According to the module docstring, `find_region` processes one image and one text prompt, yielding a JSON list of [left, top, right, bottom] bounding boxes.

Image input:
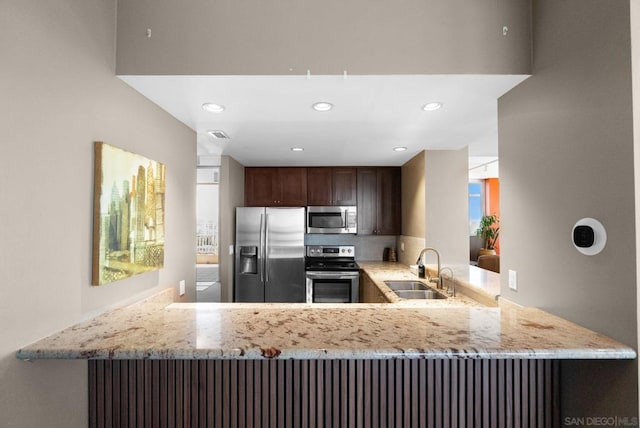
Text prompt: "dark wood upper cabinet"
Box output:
[[245, 167, 307, 207], [332, 168, 358, 206], [356, 168, 378, 235], [357, 167, 401, 235], [307, 167, 357, 206], [376, 167, 401, 235], [245, 167, 399, 234], [306, 168, 333, 205], [245, 168, 278, 207]]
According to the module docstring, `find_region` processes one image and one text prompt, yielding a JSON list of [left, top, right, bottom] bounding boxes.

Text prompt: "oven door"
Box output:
[[305, 271, 359, 303]]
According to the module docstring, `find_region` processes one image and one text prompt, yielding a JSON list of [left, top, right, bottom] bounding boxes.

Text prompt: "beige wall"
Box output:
[[399, 149, 469, 267], [397, 235, 427, 266], [424, 148, 469, 266], [219, 156, 245, 302], [499, 0, 637, 417], [116, 0, 531, 75], [632, 0, 640, 416], [0, 1, 196, 426], [401, 152, 426, 239]]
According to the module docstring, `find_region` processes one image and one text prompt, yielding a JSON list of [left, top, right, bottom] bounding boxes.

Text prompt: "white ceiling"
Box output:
[[120, 74, 528, 166], [469, 157, 499, 179]]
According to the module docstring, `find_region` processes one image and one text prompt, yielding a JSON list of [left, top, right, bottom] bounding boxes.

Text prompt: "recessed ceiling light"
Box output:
[[202, 103, 225, 113], [422, 102, 442, 111], [312, 102, 333, 112], [291, 147, 304, 152], [393, 147, 408, 152]]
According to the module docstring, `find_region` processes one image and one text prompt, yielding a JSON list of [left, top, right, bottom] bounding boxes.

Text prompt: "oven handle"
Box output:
[[306, 271, 359, 280]]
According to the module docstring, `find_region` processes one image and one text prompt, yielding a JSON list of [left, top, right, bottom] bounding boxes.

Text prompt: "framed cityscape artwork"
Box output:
[[92, 142, 166, 285]]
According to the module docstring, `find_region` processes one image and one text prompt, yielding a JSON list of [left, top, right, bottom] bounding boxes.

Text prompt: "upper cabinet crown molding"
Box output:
[[116, 0, 531, 75]]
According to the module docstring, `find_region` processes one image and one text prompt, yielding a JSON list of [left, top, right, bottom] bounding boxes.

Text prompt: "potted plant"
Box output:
[[476, 214, 500, 256]]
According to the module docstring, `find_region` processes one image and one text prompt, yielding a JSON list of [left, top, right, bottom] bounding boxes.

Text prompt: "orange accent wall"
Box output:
[[485, 178, 500, 254]]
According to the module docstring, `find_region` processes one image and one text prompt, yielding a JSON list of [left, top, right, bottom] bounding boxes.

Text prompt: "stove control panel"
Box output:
[[306, 245, 355, 258]]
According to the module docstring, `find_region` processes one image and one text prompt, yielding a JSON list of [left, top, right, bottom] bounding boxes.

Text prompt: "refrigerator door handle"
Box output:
[[265, 213, 270, 283], [259, 213, 265, 283]]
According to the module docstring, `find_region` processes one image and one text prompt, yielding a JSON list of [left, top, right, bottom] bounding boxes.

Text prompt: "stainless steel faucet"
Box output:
[[439, 266, 455, 296], [416, 247, 441, 289]]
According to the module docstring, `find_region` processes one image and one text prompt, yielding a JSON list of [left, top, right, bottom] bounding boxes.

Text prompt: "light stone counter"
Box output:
[[358, 261, 500, 307], [16, 282, 636, 360]]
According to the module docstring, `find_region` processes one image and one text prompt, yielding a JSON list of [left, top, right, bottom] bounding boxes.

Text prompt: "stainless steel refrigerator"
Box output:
[[234, 207, 306, 302]]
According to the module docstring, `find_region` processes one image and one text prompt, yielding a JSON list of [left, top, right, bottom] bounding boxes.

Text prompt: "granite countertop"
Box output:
[[357, 261, 499, 307], [16, 270, 636, 360]]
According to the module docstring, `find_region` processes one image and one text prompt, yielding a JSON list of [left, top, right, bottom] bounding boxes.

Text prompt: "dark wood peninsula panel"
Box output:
[[357, 167, 401, 235], [89, 359, 559, 428], [307, 167, 357, 206], [245, 167, 307, 207]]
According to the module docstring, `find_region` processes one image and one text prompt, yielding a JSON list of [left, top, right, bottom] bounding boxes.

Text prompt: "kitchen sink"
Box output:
[[383, 281, 447, 300], [394, 289, 447, 300], [384, 281, 429, 291]]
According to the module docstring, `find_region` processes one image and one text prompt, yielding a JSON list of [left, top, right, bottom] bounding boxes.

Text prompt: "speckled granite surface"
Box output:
[[358, 261, 497, 307], [16, 275, 636, 360]]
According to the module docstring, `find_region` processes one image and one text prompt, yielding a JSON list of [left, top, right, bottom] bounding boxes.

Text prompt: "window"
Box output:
[[468, 181, 484, 236]]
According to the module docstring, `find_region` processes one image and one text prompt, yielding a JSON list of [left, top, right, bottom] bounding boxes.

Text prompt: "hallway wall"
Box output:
[[0, 1, 196, 426]]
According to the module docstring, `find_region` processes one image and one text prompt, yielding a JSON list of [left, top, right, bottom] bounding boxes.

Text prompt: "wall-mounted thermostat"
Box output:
[[572, 218, 606, 255]]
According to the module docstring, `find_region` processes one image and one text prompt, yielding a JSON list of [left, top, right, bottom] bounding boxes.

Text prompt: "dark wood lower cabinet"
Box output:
[[89, 359, 559, 427]]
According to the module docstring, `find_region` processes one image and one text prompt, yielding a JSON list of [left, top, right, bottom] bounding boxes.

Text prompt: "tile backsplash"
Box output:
[[304, 234, 429, 264], [304, 234, 397, 261], [396, 235, 426, 266]]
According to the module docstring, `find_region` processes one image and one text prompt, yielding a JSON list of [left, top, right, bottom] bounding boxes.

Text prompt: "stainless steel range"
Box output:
[[305, 245, 360, 303]]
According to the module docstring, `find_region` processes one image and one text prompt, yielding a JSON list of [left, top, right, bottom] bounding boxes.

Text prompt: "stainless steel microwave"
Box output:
[[306, 206, 357, 234]]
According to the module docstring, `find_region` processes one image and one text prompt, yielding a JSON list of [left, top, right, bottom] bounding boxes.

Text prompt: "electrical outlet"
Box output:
[[229, 244, 234, 255], [179, 280, 186, 296], [508, 270, 518, 291]]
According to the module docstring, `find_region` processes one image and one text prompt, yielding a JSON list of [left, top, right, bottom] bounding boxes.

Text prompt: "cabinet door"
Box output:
[[245, 168, 278, 206], [376, 167, 401, 235], [307, 167, 333, 205], [360, 272, 374, 302], [360, 272, 389, 303], [374, 285, 389, 303], [278, 168, 307, 206], [332, 168, 357, 206], [357, 168, 377, 234]]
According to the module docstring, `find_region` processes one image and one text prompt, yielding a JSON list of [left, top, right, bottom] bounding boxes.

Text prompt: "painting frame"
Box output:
[[92, 142, 166, 285]]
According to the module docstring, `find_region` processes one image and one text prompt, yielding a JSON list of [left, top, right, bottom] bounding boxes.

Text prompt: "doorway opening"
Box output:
[[468, 158, 500, 269], [196, 167, 220, 302]]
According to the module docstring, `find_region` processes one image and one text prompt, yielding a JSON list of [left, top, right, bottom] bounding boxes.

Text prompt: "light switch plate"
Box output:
[[508, 270, 518, 291], [179, 280, 186, 296], [229, 244, 234, 255]]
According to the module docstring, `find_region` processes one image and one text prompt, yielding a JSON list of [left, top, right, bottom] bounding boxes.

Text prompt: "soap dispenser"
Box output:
[[416, 255, 425, 278]]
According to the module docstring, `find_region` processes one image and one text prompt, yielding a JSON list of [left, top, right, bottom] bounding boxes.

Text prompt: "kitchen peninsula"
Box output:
[[17, 263, 635, 427]]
